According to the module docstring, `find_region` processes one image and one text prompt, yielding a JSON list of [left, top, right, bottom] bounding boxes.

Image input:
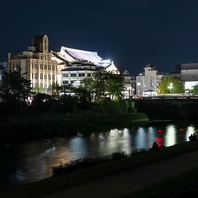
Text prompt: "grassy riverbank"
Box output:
[[1, 141, 198, 198], [0, 113, 149, 141]]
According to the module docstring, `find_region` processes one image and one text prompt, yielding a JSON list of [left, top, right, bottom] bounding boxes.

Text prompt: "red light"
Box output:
[[157, 129, 162, 133], [156, 137, 163, 147]]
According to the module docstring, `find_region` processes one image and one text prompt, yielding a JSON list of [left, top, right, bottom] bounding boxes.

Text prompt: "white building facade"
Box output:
[[136, 64, 168, 97], [52, 46, 120, 88], [171, 63, 198, 92]]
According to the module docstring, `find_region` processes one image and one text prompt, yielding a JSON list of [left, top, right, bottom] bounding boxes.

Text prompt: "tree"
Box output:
[[77, 71, 124, 102], [51, 82, 62, 99], [0, 70, 32, 102], [191, 85, 198, 95], [105, 73, 124, 101], [77, 77, 95, 102], [158, 76, 184, 94], [92, 71, 107, 101]]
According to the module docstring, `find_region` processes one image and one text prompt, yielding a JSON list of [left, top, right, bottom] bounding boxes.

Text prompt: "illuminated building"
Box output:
[[171, 63, 198, 93], [7, 34, 123, 96], [51, 46, 120, 88], [136, 64, 168, 97], [7, 35, 57, 94], [122, 70, 135, 98]]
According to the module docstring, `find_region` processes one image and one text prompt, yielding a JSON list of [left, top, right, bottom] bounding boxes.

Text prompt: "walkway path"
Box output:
[[41, 149, 198, 198]]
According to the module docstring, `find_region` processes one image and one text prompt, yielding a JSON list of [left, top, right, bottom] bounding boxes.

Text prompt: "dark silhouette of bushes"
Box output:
[[52, 151, 141, 176]]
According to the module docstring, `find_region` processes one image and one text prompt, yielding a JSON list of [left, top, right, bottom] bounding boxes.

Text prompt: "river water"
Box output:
[[0, 121, 198, 189]]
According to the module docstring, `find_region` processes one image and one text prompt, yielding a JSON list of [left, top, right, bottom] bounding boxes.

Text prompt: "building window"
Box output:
[[32, 73, 37, 79], [40, 73, 43, 79], [48, 65, 51, 70], [48, 74, 51, 80], [63, 81, 68, 84], [79, 73, 85, 77], [71, 73, 76, 77], [44, 75, 47, 79], [40, 64, 43, 69], [34, 64, 38, 69], [63, 73, 68, 77], [44, 65, 47, 70], [87, 73, 91, 77]]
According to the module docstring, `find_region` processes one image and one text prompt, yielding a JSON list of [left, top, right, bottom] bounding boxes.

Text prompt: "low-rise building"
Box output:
[[171, 63, 198, 92], [122, 70, 135, 98], [136, 64, 169, 97]]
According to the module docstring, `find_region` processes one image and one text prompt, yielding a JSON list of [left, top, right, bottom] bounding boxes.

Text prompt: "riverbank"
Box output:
[[0, 113, 149, 141], [1, 141, 198, 198]]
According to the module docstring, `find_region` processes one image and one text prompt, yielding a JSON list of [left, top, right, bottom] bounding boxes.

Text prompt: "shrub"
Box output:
[[111, 151, 128, 161], [52, 150, 150, 176]]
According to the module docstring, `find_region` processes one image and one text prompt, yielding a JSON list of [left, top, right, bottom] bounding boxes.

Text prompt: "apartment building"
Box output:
[[136, 64, 169, 96]]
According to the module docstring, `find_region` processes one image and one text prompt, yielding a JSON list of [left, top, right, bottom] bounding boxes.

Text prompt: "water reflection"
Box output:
[[1, 121, 198, 189], [186, 125, 196, 141], [164, 124, 177, 147]]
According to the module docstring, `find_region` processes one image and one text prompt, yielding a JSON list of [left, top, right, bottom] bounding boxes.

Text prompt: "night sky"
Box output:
[[1, 0, 198, 75]]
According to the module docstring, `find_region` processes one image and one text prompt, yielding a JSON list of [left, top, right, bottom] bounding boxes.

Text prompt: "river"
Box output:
[[0, 121, 197, 189]]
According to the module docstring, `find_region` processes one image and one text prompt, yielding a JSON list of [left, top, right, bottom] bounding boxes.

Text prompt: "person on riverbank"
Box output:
[[151, 142, 160, 151]]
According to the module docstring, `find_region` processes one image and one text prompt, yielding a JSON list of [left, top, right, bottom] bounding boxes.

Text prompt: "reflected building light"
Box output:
[[179, 128, 185, 132], [147, 127, 156, 147], [121, 128, 131, 153], [100, 128, 132, 154], [90, 133, 96, 139], [69, 138, 87, 159], [123, 128, 130, 137], [164, 125, 176, 147], [156, 137, 163, 147], [186, 126, 195, 141], [15, 170, 25, 181], [135, 127, 146, 149], [43, 146, 56, 154]]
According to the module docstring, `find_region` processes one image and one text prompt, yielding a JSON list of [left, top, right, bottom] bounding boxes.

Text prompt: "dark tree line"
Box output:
[[0, 70, 31, 102], [0, 70, 125, 117]]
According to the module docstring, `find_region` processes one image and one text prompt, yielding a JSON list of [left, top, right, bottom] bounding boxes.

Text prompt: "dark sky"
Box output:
[[1, 0, 198, 75]]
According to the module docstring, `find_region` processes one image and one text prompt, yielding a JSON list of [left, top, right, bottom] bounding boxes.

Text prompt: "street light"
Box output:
[[168, 83, 173, 94]]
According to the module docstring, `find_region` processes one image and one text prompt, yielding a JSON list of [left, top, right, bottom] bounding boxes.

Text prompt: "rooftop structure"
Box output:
[[52, 46, 119, 74]]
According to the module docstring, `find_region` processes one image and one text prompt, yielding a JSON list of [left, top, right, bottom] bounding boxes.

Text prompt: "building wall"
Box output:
[[62, 65, 96, 87]]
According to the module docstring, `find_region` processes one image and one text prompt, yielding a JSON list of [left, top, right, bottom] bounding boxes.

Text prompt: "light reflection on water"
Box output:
[[1, 122, 198, 189]]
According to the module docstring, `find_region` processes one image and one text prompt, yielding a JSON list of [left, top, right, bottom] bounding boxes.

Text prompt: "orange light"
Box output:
[[179, 128, 185, 132]]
